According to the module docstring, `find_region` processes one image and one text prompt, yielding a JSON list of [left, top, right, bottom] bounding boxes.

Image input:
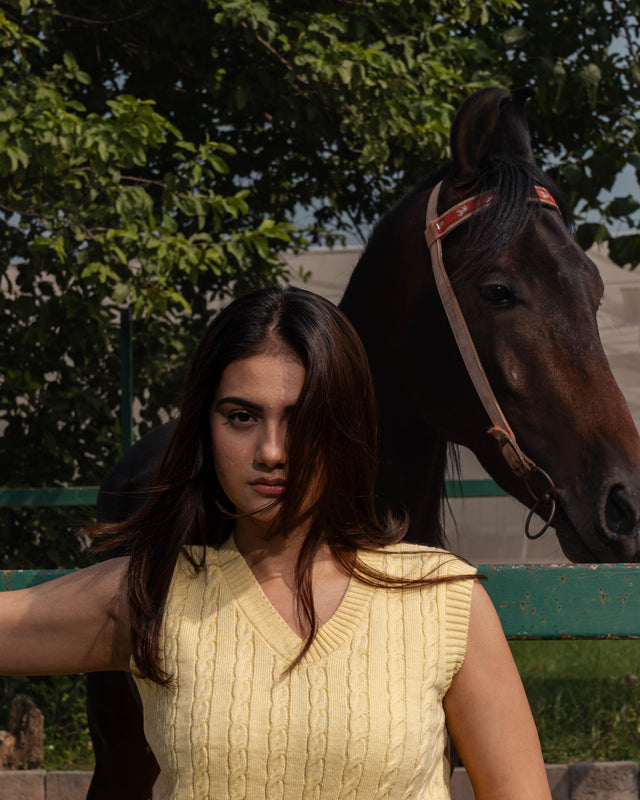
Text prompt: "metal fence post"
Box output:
[[120, 306, 133, 453]]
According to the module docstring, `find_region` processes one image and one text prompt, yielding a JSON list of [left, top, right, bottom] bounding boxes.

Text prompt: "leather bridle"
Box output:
[[424, 180, 559, 539]]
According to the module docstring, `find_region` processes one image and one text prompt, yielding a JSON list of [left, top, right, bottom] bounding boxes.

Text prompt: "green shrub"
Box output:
[[0, 675, 94, 770]]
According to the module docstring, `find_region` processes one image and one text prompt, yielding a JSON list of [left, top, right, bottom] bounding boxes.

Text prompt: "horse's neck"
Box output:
[[341, 237, 426, 367], [341, 238, 450, 547], [376, 411, 449, 547]]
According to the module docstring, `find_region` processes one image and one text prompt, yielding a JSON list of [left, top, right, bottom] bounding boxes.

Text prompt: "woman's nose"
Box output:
[[255, 425, 286, 467]]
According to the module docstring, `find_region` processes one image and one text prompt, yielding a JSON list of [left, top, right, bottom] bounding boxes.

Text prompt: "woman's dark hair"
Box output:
[[98, 286, 467, 682]]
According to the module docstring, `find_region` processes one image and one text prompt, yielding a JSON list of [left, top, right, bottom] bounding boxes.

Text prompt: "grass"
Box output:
[[1, 641, 638, 769], [511, 639, 640, 763]]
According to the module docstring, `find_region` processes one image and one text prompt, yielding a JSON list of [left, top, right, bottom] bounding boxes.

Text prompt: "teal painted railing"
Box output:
[[478, 563, 640, 639], [1, 569, 75, 591], [0, 487, 100, 506], [0, 479, 505, 508], [1, 563, 639, 640]]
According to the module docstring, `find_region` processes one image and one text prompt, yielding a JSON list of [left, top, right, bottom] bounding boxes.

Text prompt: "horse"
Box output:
[[85, 86, 640, 799]]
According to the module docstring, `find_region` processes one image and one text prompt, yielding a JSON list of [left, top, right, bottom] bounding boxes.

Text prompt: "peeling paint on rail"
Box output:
[[477, 563, 640, 639]]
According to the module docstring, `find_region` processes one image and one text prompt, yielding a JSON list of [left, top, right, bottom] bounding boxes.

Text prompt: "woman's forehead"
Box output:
[[214, 352, 305, 406]]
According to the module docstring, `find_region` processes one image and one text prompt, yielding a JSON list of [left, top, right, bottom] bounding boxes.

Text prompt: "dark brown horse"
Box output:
[[86, 87, 640, 799], [342, 87, 640, 564]]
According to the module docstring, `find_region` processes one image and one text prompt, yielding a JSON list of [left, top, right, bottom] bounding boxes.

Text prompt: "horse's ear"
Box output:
[[450, 86, 537, 188]]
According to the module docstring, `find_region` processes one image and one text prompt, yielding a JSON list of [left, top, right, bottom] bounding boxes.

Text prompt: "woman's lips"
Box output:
[[249, 480, 286, 496]]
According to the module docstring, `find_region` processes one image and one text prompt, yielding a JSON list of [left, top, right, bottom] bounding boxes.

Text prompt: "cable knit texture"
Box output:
[[133, 538, 475, 800]]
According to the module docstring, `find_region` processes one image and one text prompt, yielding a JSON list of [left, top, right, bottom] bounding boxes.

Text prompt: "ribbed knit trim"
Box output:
[[215, 537, 375, 663], [444, 561, 475, 684]]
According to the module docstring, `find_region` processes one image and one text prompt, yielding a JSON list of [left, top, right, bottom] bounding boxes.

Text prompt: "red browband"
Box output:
[[426, 185, 560, 247]]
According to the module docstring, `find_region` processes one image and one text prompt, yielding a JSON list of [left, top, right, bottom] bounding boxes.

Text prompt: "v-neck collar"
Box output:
[[215, 536, 375, 663]]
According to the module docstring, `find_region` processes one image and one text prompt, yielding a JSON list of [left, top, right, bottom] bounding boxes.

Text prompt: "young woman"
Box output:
[[1, 287, 551, 800]]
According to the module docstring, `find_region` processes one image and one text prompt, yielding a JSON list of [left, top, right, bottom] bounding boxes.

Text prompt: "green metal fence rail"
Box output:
[[478, 563, 640, 639], [1, 569, 75, 591], [0, 479, 505, 508], [1, 563, 639, 640], [0, 487, 99, 506]]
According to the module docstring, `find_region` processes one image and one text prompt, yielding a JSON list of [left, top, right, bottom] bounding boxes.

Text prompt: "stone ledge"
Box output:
[[451, 762, 639, 800], [0, 769, 45, 800], [0, 763, 636, 799], [0, 770, 168, 800], [45, 771, 93, 800], [570, 761, 640, 800]]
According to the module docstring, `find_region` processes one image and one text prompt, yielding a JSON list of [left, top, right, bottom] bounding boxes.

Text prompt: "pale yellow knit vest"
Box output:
[[133, 538, 475, 800]]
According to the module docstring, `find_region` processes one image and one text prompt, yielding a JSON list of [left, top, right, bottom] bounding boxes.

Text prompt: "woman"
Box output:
[[1, 287, 551, 799]]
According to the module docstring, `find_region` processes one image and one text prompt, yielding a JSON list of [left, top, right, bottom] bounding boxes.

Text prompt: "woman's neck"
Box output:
[[232, 524, 350, 637], [233, 525, 308, 587]]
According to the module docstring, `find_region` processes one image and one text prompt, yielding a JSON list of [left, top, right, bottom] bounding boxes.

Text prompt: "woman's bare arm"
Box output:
[[444, 582, 551, 800], [0, 558, 131, 676]]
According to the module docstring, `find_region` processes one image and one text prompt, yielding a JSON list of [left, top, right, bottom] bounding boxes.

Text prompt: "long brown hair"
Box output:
[[98, 287, 471, 683]]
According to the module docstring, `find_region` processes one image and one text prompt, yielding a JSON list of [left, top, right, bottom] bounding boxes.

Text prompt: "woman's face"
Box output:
[[210, 349, 306, 533]]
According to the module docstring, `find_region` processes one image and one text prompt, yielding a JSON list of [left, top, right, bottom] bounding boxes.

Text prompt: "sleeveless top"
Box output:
[[133, 538, 475, 800]]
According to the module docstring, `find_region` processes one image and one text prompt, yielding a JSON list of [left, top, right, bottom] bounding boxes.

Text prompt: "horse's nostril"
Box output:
[[604, 485, 637, 537]]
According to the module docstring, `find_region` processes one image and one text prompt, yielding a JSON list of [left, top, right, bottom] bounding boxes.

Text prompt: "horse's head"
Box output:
[[433, 87, 640, 562]]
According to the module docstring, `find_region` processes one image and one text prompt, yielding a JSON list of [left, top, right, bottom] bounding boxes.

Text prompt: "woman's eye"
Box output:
[[227, 410, 256, 425], [479, 284, 515, 305]]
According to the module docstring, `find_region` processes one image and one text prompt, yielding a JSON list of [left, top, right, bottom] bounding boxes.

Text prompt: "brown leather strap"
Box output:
[[424, 181, 561, 480]]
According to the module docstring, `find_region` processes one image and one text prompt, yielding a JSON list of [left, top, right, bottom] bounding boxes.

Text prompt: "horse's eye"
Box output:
[[479, 284, 514, 305]]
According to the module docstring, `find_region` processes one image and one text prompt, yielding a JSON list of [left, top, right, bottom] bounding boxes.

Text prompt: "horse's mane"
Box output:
[[359, 164, 447, 258]]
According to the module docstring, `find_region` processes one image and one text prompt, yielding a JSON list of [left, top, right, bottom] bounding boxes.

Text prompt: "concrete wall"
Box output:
[[453, 762, 640, 800]]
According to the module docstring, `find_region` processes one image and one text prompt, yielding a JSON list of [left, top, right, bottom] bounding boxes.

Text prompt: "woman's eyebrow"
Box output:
[[215, 396, 262, 410]]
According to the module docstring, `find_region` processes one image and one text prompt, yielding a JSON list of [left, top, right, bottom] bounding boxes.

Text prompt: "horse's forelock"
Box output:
[[446, 159, 573, 284]]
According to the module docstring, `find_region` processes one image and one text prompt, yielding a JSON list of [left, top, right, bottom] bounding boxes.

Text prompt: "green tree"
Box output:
[[473, 2, 640, 263], [0, 6, 294, 567], [14, 0, 639, 250]]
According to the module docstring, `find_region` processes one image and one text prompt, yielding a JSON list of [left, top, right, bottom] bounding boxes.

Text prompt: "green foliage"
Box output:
[[473, 1, 640, 264], [0, 2, 292, 566], [0, 675, 93, 769], [6, 0, 524, 244]]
